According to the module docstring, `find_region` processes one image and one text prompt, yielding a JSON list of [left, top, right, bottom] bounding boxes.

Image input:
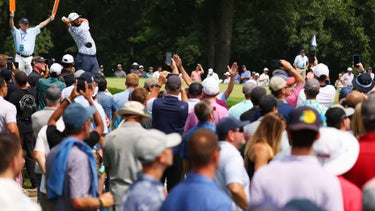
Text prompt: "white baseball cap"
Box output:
[[50, 63, 63, 76], [347, 67, 353, 71], [61, 54, 74, 64], [68, 12, 80, 22], [202, 77, 220, 95], [312, 63, 330, 78]]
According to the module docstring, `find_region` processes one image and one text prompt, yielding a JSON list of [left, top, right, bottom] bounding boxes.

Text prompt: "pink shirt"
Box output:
[[184, 99, 228, 133], [286, 83, 304, 107], [191, 70, 203, 82]]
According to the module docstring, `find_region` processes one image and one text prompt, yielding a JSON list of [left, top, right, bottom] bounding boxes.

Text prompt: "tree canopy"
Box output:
[[0, 0, 374, 80]]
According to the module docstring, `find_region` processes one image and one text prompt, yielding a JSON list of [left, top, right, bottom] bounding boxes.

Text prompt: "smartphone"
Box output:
[[165, 52, 172, 65], [352, 54, 361, 66], [14, 62, 19, 69], [272, 59, 280, 68], [307, 50, 315, 64], [76, 78, 86, 93], [7, 57, 13, 71]]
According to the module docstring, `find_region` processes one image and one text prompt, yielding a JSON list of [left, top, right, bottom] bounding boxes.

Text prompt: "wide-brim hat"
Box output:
[[313, 127, 359, 175], [117, 101, 151, 118], [352, 73, 375, 93]]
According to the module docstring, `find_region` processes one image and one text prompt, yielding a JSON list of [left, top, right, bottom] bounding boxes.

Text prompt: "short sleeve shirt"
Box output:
[[294, 55, 308, 69], [0, 97, 17, 133], [11, 26, 41, 55], [68, 22, 96, 55]]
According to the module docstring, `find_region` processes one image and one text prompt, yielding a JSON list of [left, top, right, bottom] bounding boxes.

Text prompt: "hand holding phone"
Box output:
[[352, 54, 361, 67], [165, 52, 172, 65]]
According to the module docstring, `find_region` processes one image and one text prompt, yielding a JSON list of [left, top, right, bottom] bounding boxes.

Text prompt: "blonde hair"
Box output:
[[351, 102, 365, 139], [244, 113, 285, 169], [125, 73, 139, 87]]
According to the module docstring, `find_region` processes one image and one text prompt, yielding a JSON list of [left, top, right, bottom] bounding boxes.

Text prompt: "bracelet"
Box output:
[[99, 197, 105, 207], [64, 98, 72, 104]]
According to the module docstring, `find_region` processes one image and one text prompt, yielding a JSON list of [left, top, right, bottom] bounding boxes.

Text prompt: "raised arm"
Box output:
[[174, 54, 193, 86], [280, 59, 305, 84], [38, 14, 55, 29], [9, 12, 15, 31], [223, 62, 238, 99]]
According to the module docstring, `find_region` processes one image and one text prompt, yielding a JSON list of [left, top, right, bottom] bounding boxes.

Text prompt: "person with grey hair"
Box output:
[[301, 78, 327, 127], [344, 95, 375, 189], [180, 100, 216, 173], [229, 80, 257, 119], [31, 85, 62, 209]]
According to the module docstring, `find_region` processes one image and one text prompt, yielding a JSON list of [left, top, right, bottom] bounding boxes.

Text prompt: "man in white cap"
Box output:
[[60, 54, 75, 87], [121, 129, 181, 211], [62, 12, 99, 73], [37, 63, 66, 110], [206, 68, 220, 82], [114, 64, 126, 77], [9, 12, 55, 75], [258, 67, 270, 86], [103, 101, 151, 211], [342, 67, 354, 87]]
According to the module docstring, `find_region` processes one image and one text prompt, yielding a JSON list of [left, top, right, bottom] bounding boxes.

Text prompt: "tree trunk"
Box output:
[[207, 0, 216, 69], [214, 0, 234, 75]]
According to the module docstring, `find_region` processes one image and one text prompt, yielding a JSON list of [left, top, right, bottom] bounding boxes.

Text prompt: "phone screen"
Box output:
[[352, 54, 361, 66], [308, 50, 315, 64], [76, 79, 86, 93], [165, 52, 172, 65], [7, 58, 13, 71]]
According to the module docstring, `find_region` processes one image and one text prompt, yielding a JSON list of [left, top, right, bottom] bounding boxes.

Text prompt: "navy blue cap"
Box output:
[[19, 17, 29, 24], [288, 106, 321, 132], [79, 72, 99, 84], [63, 103, 96, 130], [0, 67, 12, 82], [216, 117, 249, 138], [166, 74, 181, 90]]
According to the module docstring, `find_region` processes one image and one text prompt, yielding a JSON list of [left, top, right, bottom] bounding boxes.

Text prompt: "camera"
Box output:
[[6, 57, 18, 71], [76, 78, 86, 92]]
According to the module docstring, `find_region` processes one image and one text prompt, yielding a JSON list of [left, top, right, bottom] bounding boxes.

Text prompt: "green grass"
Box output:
[[106, 77, 246, 107]]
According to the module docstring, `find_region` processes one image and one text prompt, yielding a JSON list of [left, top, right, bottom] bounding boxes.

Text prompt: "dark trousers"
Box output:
[[161, 156, 183, 192], [75, 53, 99, 73], [21, 132, 37, 187]]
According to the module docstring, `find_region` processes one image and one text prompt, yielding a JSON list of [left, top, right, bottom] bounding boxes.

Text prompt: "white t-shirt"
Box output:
[[296, 85, 336, 108], [0, 178, 41, 211]]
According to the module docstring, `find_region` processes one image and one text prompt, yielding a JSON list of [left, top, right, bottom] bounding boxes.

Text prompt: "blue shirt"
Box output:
[[294, 55, 308, 69], [180, 122, 216, 159], [113, 89, 132, 110], [240, 70, 251, 83], [121, 173, 165, 211], [11, 26, 41, 55], [161, 173, 232, 211], [97, 91, 116, 122], [228, 100, 253, 119]]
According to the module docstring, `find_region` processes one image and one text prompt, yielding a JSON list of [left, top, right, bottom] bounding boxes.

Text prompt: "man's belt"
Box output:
[[17, 52, 33, 58]]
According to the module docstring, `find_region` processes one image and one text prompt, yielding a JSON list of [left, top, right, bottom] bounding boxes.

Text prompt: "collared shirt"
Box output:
[[187, 98, 200, 113], [240, 70, 251, 83], [68, 22, 96, 55], [184, 99, 228, 133], [251, 155, 344, 211], [215, 141, 250, 211], [228, 99, 253, 120], [11, 26, 41, 55], [113, 89, 132, 110], [294, 55, 308, 69], [103, 122, 145, 209], [286, 84, 304, 108], [181, 122, 216, 159], [97, 91, 116, 123], [161, 173, 232, 211], [342, 72, 354, 87], [0, 96, 17, 133], [121, 173, 165, 211], [258, 73, 269, 86], [303, 99, 327, 127]]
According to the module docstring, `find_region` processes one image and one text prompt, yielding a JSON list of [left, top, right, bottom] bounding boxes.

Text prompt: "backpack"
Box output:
[[19, 93, 37, 120]]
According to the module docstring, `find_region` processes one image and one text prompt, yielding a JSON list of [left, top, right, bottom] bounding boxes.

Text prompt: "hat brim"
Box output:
[[352, 78, 375, 93], [117, 109, 151, 119], [313, 128, 359, 175], [165, 133, 182, 148], [288, 124, 320, 133]]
